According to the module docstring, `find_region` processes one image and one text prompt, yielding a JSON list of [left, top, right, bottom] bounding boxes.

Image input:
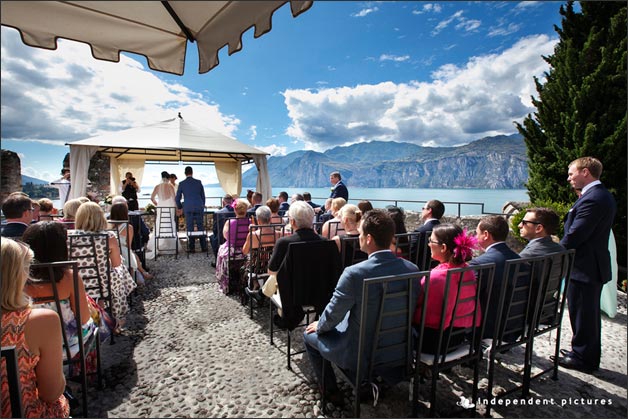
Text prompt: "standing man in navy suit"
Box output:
[[329, 171, 349, 201], [176, 166, 207, 252], [558, 157, 616, 374]]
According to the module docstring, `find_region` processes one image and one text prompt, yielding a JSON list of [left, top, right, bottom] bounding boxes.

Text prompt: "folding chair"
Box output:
[[339, 235, 367, 269], [29, 261, 103, 418], [108, 220, 132, 273], [245, 223, 286, 318], [321, 271, 429, 418], [269, 240, 342, 370], [154, 206, 178, 259], [67, 232, 115, 344], [225, 217, 251, 299], [1, 346, 23, 418], [323, 220, 344, 239], [179, 210, 210, 258], [413, 262, 496, 417]]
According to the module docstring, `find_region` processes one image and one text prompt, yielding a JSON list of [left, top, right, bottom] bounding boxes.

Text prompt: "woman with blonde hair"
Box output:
[[74, 202, 136, 331], [321, 197, 346, 239], [1, 238, 70, 418], [59, 198, 85, 228]]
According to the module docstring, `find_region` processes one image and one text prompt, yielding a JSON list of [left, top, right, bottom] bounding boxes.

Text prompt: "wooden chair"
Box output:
[[29, 261, 103, 418], [154, 206, 178, 259], [321, 271, 429, 417], [413, 262, 496, 417], [1, 346, 24, 418], [269, 240, 342, 370]]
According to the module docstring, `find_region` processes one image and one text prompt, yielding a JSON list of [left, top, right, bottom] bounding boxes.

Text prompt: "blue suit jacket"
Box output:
[[469, 242, 521, 339], [316, 251, 419, 373], [330, 181, 349, 201], [0, 222, 28, 238], [175, 176, 205, 212], [560, 183, 616, 285]]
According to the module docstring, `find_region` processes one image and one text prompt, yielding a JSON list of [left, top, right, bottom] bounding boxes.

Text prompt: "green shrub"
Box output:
[[510, 200, 572, 244]]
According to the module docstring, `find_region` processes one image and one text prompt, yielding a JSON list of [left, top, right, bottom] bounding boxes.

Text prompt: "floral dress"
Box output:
[[1, 308, 70, 418]]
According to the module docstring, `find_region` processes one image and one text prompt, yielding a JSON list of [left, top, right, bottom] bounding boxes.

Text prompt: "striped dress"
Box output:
[[1, 308, 70, 418]]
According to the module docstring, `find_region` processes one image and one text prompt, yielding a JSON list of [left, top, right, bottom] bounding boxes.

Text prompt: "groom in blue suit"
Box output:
[[558, 157, 616, 373], [304, 209, 419, 404], [175, 166, 207, 252]]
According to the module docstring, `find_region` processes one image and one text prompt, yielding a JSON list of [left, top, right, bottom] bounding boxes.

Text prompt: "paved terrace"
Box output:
[[85, 253, 627, 418]]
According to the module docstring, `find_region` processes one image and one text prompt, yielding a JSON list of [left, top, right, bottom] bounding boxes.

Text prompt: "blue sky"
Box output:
[[1, 1, 571, 187]]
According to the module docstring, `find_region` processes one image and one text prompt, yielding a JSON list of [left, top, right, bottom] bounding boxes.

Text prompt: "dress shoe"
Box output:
[[560, 349, 575, 357], [558, 355, 598, 374], [273, 313, 288, 329]]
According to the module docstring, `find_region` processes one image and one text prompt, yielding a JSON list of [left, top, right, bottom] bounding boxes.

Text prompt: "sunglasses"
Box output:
[[521, 220, 541, 226]]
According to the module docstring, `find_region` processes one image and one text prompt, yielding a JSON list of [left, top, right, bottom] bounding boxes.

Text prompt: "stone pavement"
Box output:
[[84, 254, 627, 418]]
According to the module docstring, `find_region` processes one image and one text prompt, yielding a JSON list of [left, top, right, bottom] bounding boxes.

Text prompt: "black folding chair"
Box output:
[[339, 235, 367, 269], [321, 271, 429, 417], [1, 346, 23, 418], [225, 217, 251, 299], [29, 261, 103, 418], [413, 262, 496, 417]]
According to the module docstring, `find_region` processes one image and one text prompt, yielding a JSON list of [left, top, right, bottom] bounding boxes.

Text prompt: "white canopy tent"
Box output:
[[66, 117, 271, 202]]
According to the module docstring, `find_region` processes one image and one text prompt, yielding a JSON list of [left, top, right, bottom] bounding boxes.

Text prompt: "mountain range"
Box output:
[[242, 133, 528, 188], [22, 175, 48, 185]]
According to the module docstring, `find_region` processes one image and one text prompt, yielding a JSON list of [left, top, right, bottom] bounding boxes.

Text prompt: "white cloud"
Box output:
[[283, 35, 557, 149], [256, 144, 287, 156], [379, 54, 411, 62], [488, 22, 522, 37], [248, 125, 257, 140], [432, 10, 481, 36], [412, 3, 442, 15], [1, 27, 239, 143], [351, 7, 378, 18], [515, 1, 542, 12]]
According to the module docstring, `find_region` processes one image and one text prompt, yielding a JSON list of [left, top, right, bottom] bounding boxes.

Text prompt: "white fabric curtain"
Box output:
[[215, 161, 241, 196], [69, 145, 98, 199], [111, 160, 145, 195], [253, 155, 272, 202]]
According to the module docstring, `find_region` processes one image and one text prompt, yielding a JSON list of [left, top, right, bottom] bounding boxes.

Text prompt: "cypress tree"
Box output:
[[516, 1, 627, 268]]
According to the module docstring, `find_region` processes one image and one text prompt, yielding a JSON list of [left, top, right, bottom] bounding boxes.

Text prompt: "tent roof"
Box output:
[[1, 1, 313, 75], [66, 117, 268, 164]]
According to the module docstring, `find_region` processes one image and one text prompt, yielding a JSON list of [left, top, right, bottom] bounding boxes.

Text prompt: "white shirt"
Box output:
[[581, 180, 601, 196]]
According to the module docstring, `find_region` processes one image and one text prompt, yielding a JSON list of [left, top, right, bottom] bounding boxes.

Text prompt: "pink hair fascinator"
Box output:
[[453, 228, 479, 261]]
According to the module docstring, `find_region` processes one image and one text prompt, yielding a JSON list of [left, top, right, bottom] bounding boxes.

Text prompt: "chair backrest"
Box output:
[[531, 249, 575, 332], [67, 232, 113, 308], [27, 261, 89, 372], [247, 224, 284, 275], [393, 232, 412, 259], [226, 217, 251, 249], [324, 220, 344, 239], [312, 220, 325, 235], [155, 206, 178, 238], [491, 256, 537, 345], [108, 220, 132, 272], [340, 235, 368, 268], [279, 240, 342, 316], [359, 271, 429, 384], [430, 263, 496, 363], [1, 346, 24, 418]]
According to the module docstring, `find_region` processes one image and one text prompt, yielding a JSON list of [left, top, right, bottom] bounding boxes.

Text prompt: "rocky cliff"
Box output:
[[242, 133, 528, 188]]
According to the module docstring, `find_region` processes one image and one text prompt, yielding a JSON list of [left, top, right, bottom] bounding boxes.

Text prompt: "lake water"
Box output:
[[138, 186, 530, 216]]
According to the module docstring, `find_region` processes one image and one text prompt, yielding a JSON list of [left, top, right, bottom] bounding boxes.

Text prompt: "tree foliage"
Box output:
[[516, 1, 627, 267]]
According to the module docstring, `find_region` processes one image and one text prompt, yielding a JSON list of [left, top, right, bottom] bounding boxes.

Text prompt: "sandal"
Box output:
[[142, 271, 154, 280]]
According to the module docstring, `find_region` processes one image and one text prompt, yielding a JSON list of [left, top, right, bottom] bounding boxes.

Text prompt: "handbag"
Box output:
[[86, 295, 115, 342]]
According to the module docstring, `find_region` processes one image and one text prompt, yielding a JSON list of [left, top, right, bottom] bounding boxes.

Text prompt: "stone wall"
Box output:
[[62, 151, 111, 201], [1, 149, 22, 205]]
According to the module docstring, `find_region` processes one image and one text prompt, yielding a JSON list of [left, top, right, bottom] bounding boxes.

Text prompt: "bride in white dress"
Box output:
[[146, 171, 178, 258]]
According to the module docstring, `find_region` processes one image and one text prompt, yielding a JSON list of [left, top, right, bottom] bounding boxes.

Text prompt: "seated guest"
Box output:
[[290, 193, 304, 204], [518, 207, 565, 257], [266, 198, 285, 225], [357, 200, 373, 214], [22, 222, 99, 374], [410, 199, 445, 258], [74, 202, 136, 331], [470, 215, 521, 340], [30, 200, 41, 223], [413, 224, 480, 353], [246, 192, 263, 218], [109, 203, 154, 282], [215, 200, 251, 294], [1, 192, 33, 238], [245, 189, 255, 209], [321, 197, 346, 239], [386, 205, 408, 256], [58, 198, 87, 229], [304, 209, 420, 405], [278, 191, 290, 214], [210, 194, 235, 263], [38, 198, 56, 221], [303, 192, 322, 214], [1, 238, 70, 418], [111, 195, 150, 269], [318, 197, 334, 224], [242, 206, 282, 294], [332, 204, 366, 267]]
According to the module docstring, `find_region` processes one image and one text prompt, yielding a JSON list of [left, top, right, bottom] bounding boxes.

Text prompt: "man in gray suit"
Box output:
[[304, 209, 419, 404], [518, 207, 565, 257], [175, 166, 207, 252]]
